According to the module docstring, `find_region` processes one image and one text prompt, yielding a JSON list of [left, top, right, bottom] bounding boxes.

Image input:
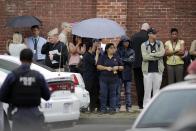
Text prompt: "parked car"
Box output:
[[128, 74, 196, 131], [0, 56, 80, 123], [0, 70, 7, 131], [0, 55, 90, 110], [59, 72, 90, 109], [170, 108, 196, 131]]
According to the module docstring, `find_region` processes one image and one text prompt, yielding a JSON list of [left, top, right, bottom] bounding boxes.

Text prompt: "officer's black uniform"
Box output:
[[0, 49, 50, 131]]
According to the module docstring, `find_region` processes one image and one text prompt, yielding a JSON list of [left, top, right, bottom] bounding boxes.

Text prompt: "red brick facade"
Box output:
[[0, 0, 196, 105], [0, 0, 97, 52], [127, 0, 196, 49], [1, 0, 195, 51]]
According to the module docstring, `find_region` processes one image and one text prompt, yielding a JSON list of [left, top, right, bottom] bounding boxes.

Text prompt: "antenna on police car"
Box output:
[[58, 44, 63, 76]]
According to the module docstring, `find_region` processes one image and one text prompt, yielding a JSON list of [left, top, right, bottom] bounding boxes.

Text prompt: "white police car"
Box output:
[[0, 55, 90, 110], [0, 56, 80, 123]]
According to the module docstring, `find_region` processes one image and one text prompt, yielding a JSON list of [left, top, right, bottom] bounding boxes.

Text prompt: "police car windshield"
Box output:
[[0, 59, 19, 72], [136, 90, 196, 128], [33, 62, 55, 72]]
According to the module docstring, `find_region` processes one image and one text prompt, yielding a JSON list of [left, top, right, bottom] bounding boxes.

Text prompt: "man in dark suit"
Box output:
[[131, 23, 150, 109]]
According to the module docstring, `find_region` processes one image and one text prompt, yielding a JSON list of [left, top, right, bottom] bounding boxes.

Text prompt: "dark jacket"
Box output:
[[131, 30, 149, 68], [0, 64, 50, 105], [41, 41, 68, 69], [82, 52, 97, 81], [118, 39, 135, 81]]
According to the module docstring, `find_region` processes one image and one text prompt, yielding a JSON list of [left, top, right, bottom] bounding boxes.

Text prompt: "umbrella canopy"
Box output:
[[6, 16, 42, 28], [72, 18, 125, 39]]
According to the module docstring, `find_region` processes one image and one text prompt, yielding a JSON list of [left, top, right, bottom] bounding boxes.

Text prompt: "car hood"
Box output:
[[127, 128, 168, 131]]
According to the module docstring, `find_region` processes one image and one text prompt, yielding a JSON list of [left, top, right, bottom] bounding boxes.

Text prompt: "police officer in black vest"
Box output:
[[0, 49, 50, 131]]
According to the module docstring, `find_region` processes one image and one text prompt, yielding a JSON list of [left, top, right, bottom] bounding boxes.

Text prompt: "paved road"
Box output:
[[53, 124, 131, 131], [51, 117, 135, 131], [51, 107, 139, 131]]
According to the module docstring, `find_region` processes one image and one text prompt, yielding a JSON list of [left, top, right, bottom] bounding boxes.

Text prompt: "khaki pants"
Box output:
[[143, 73, 162, 107]]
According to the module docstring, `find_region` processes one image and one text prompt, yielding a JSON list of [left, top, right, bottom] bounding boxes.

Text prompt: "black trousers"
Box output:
[[133, 67, 144, 109], [84, 78, 99, 111], [69, 65, 80, 73]]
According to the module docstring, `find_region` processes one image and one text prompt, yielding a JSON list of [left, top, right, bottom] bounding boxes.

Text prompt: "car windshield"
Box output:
[[0, 59, 20, 72], [33, 62, 55, 72], [137, 89, 196, 128]]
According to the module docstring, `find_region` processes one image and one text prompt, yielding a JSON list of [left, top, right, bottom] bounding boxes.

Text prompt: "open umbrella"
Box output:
[[6, 16, 42, 28], [72, 18, 125, 39]]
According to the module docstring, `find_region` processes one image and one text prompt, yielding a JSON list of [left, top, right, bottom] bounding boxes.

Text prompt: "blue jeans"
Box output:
[[99, 78, 118, 112], [116, 79, 121, 109], [123, 81, 132, 108]]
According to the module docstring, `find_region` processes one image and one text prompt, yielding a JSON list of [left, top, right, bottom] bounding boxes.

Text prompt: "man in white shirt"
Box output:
[[25, 25, 46, 64]]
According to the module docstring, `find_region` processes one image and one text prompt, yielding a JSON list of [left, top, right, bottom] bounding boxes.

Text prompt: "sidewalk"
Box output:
[[79, 106, 140, 124]]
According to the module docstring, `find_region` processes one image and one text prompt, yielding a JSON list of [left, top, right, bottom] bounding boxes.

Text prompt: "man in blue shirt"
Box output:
[[25, 25, 47, 64]]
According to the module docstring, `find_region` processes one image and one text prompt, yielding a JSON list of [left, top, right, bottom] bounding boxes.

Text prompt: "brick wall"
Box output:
[[96, 0, 127, 28], [126, 0, 196, 103], [1, 0, 195, 54], [0, 0, 96, 52], [127, 0, 196, 48], [0, 0, 196, 105], [97, 0, 196, 105]]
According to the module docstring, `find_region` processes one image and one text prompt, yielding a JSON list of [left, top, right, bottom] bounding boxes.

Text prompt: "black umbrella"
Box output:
[[6, 16, 42, 28]]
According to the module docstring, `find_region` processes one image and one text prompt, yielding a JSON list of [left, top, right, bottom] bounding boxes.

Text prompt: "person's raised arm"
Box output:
[[69, 43, 77, 54]]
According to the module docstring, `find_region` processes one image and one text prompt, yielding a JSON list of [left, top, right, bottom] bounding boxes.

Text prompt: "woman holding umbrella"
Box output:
[[97, 43, 123, 114]]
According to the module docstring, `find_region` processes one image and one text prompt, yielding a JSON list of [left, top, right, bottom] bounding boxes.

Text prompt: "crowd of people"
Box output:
[[5, 22, 196, 114]]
